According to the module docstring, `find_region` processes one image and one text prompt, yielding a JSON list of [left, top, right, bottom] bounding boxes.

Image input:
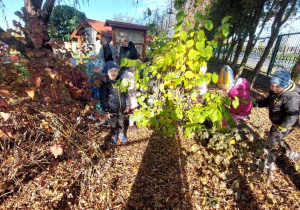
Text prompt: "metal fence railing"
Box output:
[[215, 32, 300, 76]]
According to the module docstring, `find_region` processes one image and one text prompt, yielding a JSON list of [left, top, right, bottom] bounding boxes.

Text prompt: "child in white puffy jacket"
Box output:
[[121, 66, 139, 131]]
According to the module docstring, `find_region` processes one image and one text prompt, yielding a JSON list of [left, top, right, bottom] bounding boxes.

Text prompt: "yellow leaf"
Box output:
[[230, 139, 235, 144], [0, 129, 5, 138], [7, 156, 15, 165], [25, 88, 35, 99], [191, 145, 197, 152], [0, 112, 10, 121]]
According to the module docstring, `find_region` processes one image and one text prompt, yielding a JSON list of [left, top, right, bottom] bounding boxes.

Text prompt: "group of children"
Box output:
[[86, 50, 300, 172], [218, 65, 300, 175]]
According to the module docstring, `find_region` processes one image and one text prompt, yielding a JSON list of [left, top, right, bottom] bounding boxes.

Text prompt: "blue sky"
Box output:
[[0, 0, 169, 29]]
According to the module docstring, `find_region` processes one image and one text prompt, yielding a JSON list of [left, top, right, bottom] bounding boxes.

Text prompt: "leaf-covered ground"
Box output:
[[1, 82, 299, 209]]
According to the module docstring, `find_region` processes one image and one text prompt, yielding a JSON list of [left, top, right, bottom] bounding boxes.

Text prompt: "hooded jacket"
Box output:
[[119, 41, 138, 65], [228, 78, 252, 116], [100, 77, 128, 114], [256, 81, 300, 129]]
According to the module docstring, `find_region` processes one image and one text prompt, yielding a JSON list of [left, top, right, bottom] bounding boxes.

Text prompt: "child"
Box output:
[[256, 70, 300, 173], [221, 78, 252, 128], [228, 78, 252, 123], [100, 63, 129, 145], [121, 66, 139, 131], [86, 53, 103, 98]]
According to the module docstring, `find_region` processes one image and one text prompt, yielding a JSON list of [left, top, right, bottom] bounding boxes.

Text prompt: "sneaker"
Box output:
[[95, 119, 102, 125], [111, 134, 117, 145], [118, 132, 127, 143], [103, 118, 109, 126], [88, 114, 95, 121], [287, 151, 299, 160]]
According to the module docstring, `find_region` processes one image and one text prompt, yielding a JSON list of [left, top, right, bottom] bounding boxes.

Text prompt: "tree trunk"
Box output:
[[0, 0, 56, 59], [291, 56, 300, 84], [250, 0, 298, 87], [232, 34, 247, 68], [224, 35, 237, 63], [250, 29, 279, 87], [235, 32, 256, 78]]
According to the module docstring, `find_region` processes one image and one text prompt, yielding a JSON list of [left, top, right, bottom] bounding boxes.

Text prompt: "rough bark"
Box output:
[[0, 0, 56, 58]]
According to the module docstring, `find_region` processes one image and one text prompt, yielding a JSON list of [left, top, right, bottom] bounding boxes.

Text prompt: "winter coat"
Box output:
[[100, 77, 128, 114], [256, 81, 300, 129], [121, 69, 139, 109], [228, 78, 252, 116], [119, 41, 138, 63], [99, 43, 118, 64]]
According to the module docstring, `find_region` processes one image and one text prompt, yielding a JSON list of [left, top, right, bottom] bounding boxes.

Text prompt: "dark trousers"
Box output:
[[266, 125, 292, 164], [110, 114, 125, 135]]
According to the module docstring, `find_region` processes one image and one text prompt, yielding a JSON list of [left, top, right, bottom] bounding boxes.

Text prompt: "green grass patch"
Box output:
[[73, 53, 89, 65]]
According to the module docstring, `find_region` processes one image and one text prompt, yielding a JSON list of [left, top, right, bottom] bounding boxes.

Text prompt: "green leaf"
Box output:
[[188, 49, 198, 60], [176, 11, 186, 22], [185, 71, 195, 79], [212, 72, 219, 84], [174, 22, 183, 32], [196, 30, 205, 41], [180, 31, 187, 41], [189, 30, 195, 38], [174, 0, 184, 10], [204, 20, 213, 31], [222, 25, 230, 37], [195, 12, 204, 22], [196, 40, 205, 51], [232, 99, 239, 109], [221, 15, 232, 24], [120, 57, 129, 67], [148, 23, 155, 31], [147, 7, 152, 16], [187, 19, 191, 29], [176, 43, 184, 52], [163, 57, 172, 66], [186, 40, 194, 48]]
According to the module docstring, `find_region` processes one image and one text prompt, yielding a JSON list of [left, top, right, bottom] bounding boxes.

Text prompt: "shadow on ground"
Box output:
[[125, 130, 192, 209]]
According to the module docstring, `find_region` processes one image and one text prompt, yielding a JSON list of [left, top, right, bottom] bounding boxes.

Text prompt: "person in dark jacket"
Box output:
[[100, 62, 129, 145], [99, 37, 118, 64], [256, 70, 300, 174], [119, 35, 139, 76]]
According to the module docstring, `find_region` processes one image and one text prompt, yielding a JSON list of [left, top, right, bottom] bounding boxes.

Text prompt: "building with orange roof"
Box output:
[[70, 19, 152, 64]]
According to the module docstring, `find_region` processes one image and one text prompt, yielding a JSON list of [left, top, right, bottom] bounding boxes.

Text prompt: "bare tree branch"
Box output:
[[0, 27, 27, 53]]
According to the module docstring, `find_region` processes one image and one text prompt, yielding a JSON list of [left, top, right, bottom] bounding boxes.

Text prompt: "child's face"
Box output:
[[270, 83, 284, 94], [108, 68, 118, 80]]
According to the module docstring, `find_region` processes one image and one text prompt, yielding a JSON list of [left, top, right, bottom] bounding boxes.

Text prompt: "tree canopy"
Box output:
[[49, 5, 86, 41]]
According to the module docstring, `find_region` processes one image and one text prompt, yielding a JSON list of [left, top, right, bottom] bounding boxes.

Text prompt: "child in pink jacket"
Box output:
[[223, 78, 253, 127], [228, 78, 252, 123]]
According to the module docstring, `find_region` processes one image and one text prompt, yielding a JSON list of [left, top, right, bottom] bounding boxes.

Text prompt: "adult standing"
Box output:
[[119, 35, 139, 76], [99, 37, 118, 64]]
